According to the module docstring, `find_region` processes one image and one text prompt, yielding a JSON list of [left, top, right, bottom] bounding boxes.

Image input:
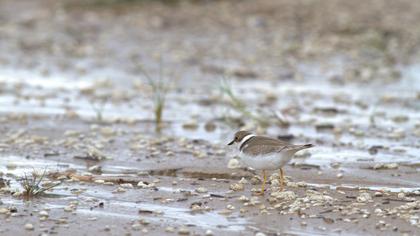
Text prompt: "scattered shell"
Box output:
[[226, 204, 235, 210], [0, 208, 9, 214], [373, 163, 399, 170], [270, 191, 297, 202], [132, 223, 142, 231], [238, 195, 249, 202], [195, 187, 208, 193], [165, 227, 175, 233], [238, 177, 248, 184], [374, 192, 383, 197], [357, 192, 372, 203], [39, 210, 49, 217], [24, 223, 34, 230], [227, 159, 240, 169], [120, 183, 133, 189], [178, 226, 190, 235], [64, 206, 73, 212], [230, 183, 244, 191], [137, 181, 155, 188]]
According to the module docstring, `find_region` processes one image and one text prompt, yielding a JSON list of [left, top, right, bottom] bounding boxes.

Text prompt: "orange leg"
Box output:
[[261, 170, 267, 194], [279, 168, 285, 191]]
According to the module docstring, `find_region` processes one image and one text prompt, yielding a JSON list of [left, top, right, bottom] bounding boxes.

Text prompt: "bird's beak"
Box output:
[[227, 139, 235, 145]]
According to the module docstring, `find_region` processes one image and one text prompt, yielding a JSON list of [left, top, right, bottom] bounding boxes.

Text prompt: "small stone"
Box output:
[[230, 183, 244, 191], [255, 233, 266, 236], [113, 187, 126, 193], [205, 229, 213, 236], [226, 204, 235, 210], [132, 223, 142, 231], [238, 177, 248, 184], [24, 223, 34, 230], [137, 181, 155, 188], [330, 162, 341, 168], [0, 208, 9, 214], [182, 120, 198, 130], [270, 191, 297, 202], [178, 226, 190, 235], [238, 195, 249, 202], [397, 192, 405, 199], [64, 206, 73, 212], [357, 192, 372, 203], [39, 211, 49, 217], [88, 165, 102, 173], [374, 192, 383, 197], [336, 173, 344, 178], [227, 159, 241, 169], [120, 183, 133, 189], [165, 226, 175, 233], [195, 187, 208, 193]]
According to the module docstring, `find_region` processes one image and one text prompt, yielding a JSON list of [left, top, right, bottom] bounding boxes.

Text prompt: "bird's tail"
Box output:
[[289, 143, 314, 151]]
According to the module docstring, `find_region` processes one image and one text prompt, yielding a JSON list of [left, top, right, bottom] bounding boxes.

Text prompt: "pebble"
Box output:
[[238, 177, 248, 184], [227, 159, 240, 169], [178, 226, 190, 235], [230, 183, 244, 191], [374, 192, 383, 197], [24, 223, 34, 230], [39, 210, 49, 217], [88, 165, 102, 173], [226, 204, 235, 210], [132, 223, 142, 231], [114, 187, 126, 193], [255, 233, 266, 236], [397, 192, 405, 199], [63, 206, 73, 212], [204, 229, 213, 236], [238, 195, 249, 202], [357, 192, 372, 203], [165, 226, 175, 233], [120, 183, 133, 189], [195, 187, 208, 193], [0, 208, 9, 214]]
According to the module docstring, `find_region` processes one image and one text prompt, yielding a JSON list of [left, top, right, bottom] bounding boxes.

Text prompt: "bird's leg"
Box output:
[[261, 170, 266, 194], [279, 168, 285, 191]]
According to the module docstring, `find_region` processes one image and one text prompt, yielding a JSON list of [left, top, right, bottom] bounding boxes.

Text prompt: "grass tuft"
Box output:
[[139, 60, 169, 132], [19, 170, 61, 199], [220, 78, 270, 128]]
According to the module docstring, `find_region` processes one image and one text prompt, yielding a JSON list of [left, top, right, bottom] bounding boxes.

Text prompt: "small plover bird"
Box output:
[[228, 130, 313, 194]]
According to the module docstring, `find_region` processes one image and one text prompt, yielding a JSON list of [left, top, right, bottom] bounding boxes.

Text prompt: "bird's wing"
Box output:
[[242, 144, 288, 156]]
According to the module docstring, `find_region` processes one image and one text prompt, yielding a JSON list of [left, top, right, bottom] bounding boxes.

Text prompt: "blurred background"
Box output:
[[1, 0, 419, 147]]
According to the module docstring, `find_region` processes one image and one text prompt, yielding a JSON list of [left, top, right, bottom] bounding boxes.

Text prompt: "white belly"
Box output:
[[239, 152, 293, 170]]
